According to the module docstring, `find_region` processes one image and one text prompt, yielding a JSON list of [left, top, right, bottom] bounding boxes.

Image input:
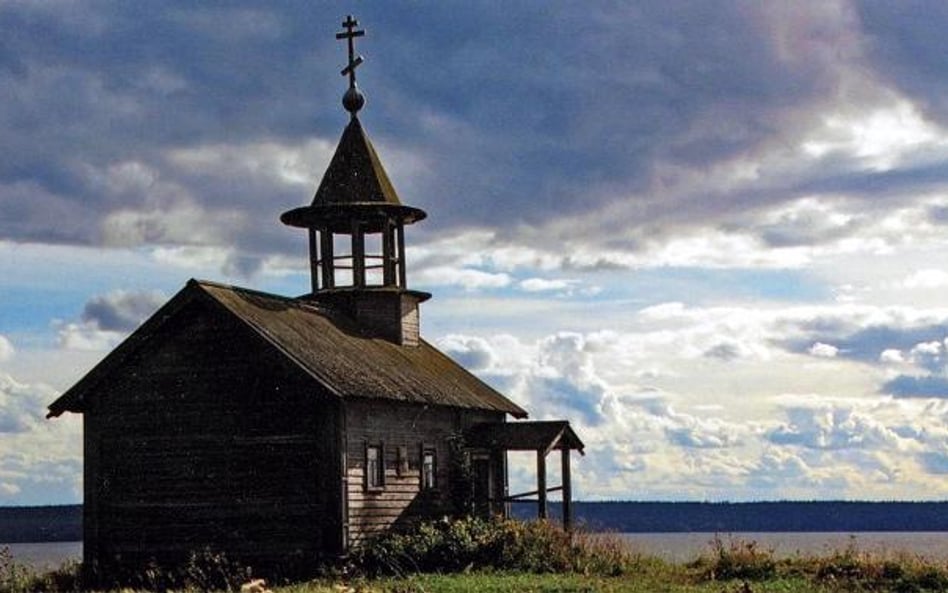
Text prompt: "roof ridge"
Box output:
[[193, 278, 344, 319]]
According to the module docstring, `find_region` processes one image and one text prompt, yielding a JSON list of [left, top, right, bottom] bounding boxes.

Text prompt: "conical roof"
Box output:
[[313, 116, 401, 206], [281, 116, 425, 232]]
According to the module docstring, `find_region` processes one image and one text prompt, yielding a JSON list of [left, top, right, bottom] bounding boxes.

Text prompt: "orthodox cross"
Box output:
[[336, 15, 365, 89]]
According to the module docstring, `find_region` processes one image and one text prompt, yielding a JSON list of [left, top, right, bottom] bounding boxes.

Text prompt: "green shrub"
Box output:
[[0, 546, 33, 593], [814, 544, 948, 593], [695, 536, 777, 581], [349, 517, 641, 578], [182, 546, 253, 592], [0, 547, 81, 593]]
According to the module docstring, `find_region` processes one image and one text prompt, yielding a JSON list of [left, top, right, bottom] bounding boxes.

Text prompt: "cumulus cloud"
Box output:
[[766, 402, 903, 451], [0, 366, 82, 504], [0, 373, 54, 433], [437, 335, 495, 371]]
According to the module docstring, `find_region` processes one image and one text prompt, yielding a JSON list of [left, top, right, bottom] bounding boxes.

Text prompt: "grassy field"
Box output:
[[275, 572, 823, 593], [5, 520, 948, 592]]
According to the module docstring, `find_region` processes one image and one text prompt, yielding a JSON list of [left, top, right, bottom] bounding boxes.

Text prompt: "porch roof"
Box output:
[[465, 420, 585, 455]]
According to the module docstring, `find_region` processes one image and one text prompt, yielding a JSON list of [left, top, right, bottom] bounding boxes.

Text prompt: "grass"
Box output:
[[5, 524, 948, 592]]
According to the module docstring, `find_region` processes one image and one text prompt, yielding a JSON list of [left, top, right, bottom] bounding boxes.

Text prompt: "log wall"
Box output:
[[84, 299, 341, 574], [343, 399, 502, 545]]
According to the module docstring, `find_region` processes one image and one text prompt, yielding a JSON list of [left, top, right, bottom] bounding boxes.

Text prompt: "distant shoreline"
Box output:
[[6, 501, 948, 543], [0, 505, 81, 543]]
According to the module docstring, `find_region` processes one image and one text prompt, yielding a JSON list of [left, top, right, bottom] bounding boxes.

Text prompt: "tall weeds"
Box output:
[[349, 516, 648, 578], [0, 546, 81, 593]]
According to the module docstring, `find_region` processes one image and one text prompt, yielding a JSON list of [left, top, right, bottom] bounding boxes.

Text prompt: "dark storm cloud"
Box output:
[[81, 291, 166, 331], [0, 2, 922, 259], [882, 375, 948, 399], [375, 2, 847, 232], [858, 2, 948, 126], [0, 1, 335, 249], [785, 322, 948, 363]]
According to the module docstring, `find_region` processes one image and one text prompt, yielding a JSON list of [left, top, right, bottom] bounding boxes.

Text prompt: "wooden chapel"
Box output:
[[47, 15, 583, 577]]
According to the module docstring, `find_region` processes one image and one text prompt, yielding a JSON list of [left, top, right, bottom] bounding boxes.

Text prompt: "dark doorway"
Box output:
[[471, 455, 492, 518]]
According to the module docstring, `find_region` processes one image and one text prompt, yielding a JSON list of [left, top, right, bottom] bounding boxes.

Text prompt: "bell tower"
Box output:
[[281, 15, 430, 346]]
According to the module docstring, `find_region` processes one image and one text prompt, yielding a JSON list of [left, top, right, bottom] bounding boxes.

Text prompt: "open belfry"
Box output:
[[48, 16, 583, 577]]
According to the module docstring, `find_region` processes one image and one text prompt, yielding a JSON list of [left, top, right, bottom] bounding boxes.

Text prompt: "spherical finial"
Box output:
[[343, 85, 365, 114]]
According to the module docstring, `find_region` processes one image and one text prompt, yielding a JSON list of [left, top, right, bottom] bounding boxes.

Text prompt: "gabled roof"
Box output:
[[47, 280, 527, 419], [466, 421, 585, 454]]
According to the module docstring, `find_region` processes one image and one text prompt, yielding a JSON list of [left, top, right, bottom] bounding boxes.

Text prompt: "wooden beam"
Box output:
[[396, 224, 407, 288], [320, 229, 334, 289], [505, 485, 563, 500], [542, 425, 567, 457], [351, 221, 365, 287], [308, 228, 320, 293], [561, 448, 573, 532], [382, 220, 395, 285], [536, 449, 547, 520]]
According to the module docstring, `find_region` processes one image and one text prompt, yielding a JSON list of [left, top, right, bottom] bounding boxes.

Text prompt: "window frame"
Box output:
[[364, 441, 385, 492], [420, 445, 437, 491]]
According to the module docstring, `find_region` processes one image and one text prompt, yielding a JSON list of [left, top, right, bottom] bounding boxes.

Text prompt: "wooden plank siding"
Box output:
[[84, 299, 342, 574], [343, 399, 502, 545]]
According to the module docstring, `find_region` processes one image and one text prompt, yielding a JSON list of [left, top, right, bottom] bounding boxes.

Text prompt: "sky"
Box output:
[[4, 1, 948, 505]]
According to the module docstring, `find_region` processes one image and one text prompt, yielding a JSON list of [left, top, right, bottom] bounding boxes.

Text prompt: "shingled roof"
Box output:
[[313, 116, 401, 206], [47, 279, 528, 419], [280, 117, 426, 232]]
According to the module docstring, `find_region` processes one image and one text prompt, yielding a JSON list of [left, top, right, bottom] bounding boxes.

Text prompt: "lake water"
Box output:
[[6, 533, 948, 569], [619, 532, 948, 563], [1, 541, 82, 569]]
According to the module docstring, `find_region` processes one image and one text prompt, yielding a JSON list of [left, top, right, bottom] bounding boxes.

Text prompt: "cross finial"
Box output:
[[336, 14, 366, 116]]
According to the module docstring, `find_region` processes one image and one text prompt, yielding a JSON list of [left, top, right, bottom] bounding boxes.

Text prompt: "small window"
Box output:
[[422, 448, 437, 490], [397, 446, 409, 477], [366, 443, 384, 490]]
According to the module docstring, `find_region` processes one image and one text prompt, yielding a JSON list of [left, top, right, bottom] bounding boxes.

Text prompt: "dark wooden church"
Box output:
[[47, 16, 583, 576]]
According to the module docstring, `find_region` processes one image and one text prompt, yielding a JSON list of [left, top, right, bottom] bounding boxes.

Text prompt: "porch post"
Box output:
[[561, 447, 572, 531], [537, 449, 547, 520]]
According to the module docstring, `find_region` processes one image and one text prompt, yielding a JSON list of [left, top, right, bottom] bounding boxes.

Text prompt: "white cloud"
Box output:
[[801, 100, 947, 171], [808, 342, 839, 358], [56, 322, 123, 352], [518, 278, 575, 292], [0, 370, 82, 504], [167, 138, 334, 188], [766, 400, 906, 451], [437, 335, 496, 371], [102, 203, 239, 247], [0, 336, 13, 362], [903, 269, 948, 289], [413, 266, 511, 291], [880, 349, 904, 364], [0, 372, 56, 434]]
